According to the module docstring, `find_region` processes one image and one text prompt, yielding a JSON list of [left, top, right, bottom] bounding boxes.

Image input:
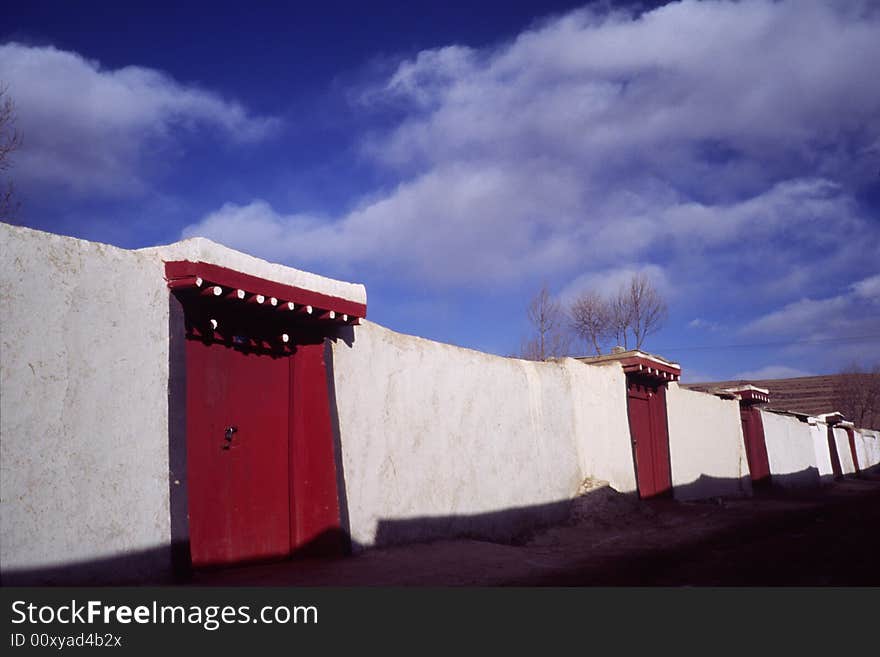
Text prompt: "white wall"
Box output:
[[809, 422, 835, 480], [858, 429, 880, 469], [666, 383, 752, 500], [565, 361, 635, 494], [833, 426, 856, 475], [329, 322, 634, 547], [1, 224, 172, 583], [760, 411, 820, 488]]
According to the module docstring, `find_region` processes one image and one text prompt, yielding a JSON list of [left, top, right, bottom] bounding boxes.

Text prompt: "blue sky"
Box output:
[[2, 0, 879, 381]]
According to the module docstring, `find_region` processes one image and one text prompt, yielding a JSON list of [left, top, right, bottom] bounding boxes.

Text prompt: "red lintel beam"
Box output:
[[165, 261, 367, 319]]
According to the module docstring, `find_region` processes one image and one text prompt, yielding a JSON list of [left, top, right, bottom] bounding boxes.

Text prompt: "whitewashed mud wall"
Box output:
[[832, 426, 857, 475], [809, 422, 836, 480], [759, 411, 820, 488], [329, 323, 633, 547], [0, 224, 173, 583], [857, 430, 880, 469], [665, 384, 752, 500], [566, 362, 636, 494]]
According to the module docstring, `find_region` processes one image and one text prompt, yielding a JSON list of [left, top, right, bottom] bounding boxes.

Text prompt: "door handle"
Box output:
[[223, 426, 238, 449]]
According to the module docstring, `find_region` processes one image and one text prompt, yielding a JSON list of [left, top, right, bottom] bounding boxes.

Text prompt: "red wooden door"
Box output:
[[288, 342, 345, 556], [627, 379, 672, 499], [827, 425, 843, 479], [740, 406, 771, 484], [186, 340, 291, 567], [168, 261, 353, 570]]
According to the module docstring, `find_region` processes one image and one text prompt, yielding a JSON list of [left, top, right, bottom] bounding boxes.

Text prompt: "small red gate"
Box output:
[[607, 353, 681, 500], [167, 262, 365, 568], [727, 387, 772, 486], [740, 407, 771, 485], [826, 424, 843, 479], [626, 377, 672, 498]]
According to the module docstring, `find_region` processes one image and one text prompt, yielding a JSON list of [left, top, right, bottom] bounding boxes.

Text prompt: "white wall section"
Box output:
[[833, 427, 856, 475], [665, 383, 752, 500], [1, 223, 172, 582], [760, 411, 820, 487], [329, 322, 634, 547], [858, 429, 880, 469]]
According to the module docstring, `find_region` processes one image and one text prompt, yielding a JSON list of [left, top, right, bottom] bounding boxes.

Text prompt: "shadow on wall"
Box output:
[[1, 498, 577, 585], [1, 545, 176, 586], [662, 467, 843, 501], [671, 475, 753, 502], [766, 467, 822, 489], [1, 529, 354, 586], [6, 467, 862, 586], [372, 498, 580, 547]]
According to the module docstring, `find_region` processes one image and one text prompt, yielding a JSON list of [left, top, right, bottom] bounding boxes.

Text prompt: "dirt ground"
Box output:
[[194, 472, 880, 586]]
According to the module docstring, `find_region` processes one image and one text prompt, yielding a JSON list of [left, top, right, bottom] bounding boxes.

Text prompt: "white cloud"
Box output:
[[733, 365, 814, 380], [741, 273, 880, 339], [0, 43, 279, 195], [688, 318, 720, 332], [741, 295, 851, 336], [558, 264, 671, 303], [852, 274, 880, 302], [184, 0, 880, 292]]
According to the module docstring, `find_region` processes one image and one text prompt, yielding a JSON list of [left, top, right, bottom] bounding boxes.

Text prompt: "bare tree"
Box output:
[[567, 272, 667, 355], [1, 83, 22, 221], [609, 285, 634, 350], [520, 285, 571, 361], [625, 272, 668, 350], [834, 362, 880, 429], [570, 290, 612, 355]]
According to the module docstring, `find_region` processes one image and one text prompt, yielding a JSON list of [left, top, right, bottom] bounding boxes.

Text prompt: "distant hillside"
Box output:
[[682, 373, 880, 429]]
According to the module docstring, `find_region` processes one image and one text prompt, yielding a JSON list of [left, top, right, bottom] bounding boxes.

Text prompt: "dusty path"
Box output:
[[194, 473, 880, 586]]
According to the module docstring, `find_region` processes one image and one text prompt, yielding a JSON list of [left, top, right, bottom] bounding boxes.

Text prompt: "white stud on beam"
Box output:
[[284, 302, 295, 311], [201, 285, 223, 297], [247, 294, 266, 305], [295, 305, 313, 316], [281, 333, 290, 343], [269, 297, 278, 306], [226, 289, 245, 300], [195, 277, 204, 287], [210, 319, 218, 330]]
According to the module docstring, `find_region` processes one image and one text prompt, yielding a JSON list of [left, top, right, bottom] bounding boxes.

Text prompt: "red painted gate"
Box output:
[[187, 340, 291, 566], [740, 406, 771, 485], [826, 425, 843, 479], [626, 378, 672, 499], [167, 261, 365, 569]]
